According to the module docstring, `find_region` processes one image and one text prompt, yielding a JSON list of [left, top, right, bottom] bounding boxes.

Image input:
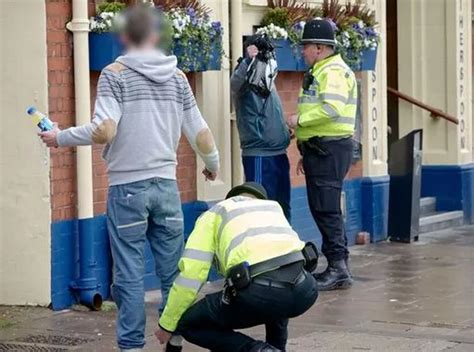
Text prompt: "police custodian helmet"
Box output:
[[300, 18, 337, 46]]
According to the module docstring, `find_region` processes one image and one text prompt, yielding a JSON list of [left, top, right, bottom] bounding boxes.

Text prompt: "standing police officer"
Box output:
[[287, 19, 358, 291]]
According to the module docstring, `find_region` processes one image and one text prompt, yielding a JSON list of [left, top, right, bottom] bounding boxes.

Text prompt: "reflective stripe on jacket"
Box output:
[[296, 54, 357, 141], [159, 196, 305, 332]]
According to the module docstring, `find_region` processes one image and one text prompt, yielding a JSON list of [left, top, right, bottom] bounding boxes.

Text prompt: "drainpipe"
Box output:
[[66, 0, 102, 310]]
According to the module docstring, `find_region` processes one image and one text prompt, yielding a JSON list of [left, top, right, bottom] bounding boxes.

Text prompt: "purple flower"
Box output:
[[365, 27, 377, 37], [324, 18, 338, 31], [293, 21, 304, 31], [212, 21, 221, 30], [186, 7, 196, 18]]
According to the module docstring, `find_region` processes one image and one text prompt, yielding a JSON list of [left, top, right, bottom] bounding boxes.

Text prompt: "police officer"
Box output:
[[155, 182, 319, 352], [287, 19, 358, 291]]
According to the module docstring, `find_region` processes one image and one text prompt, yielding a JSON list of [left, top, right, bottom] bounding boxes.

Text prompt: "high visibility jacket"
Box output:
[[296, 54, 357, 141], [159, 196, 305, 332]]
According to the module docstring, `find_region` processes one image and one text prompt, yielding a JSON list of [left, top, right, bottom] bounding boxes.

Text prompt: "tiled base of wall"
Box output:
[[422, 164, 474, 223]]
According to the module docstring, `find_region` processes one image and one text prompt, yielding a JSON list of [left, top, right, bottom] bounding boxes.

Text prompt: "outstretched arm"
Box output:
[[39, 64, 123, 147]]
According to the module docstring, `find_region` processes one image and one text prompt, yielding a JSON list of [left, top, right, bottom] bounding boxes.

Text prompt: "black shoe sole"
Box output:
[[317, 278, 353, 291]]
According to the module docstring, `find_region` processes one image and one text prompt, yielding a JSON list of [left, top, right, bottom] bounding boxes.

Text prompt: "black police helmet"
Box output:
[[301, 19, 337, 46], [225, 182, 268, 200]]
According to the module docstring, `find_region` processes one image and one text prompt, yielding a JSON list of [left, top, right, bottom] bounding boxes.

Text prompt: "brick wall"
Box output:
[[47, 0, 197, 222]]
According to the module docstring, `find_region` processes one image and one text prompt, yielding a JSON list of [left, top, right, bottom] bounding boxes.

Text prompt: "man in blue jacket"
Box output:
[[231, 37, 291, 220]]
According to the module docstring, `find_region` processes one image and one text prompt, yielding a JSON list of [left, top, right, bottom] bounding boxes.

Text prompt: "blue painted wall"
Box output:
[[361, 176, 390, 243], [51, 177, 391, 309], [51, 215, 111, 311], [51, 202, 208, 310], [421, 163, 474, 223]]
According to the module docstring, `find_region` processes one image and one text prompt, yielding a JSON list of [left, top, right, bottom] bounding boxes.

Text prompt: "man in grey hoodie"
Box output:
[[39, 7, 219, 351]]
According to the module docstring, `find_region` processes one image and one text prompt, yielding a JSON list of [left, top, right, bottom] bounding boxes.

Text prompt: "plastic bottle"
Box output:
[[26, 106, 54, 132]]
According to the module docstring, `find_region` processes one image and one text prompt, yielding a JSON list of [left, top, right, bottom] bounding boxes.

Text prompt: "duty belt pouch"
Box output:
[[227, 262, 251, 290], [302, 242, 319, 272]]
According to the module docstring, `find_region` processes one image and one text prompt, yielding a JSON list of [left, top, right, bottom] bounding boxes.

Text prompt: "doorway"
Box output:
[[386, 0, 399, 149]]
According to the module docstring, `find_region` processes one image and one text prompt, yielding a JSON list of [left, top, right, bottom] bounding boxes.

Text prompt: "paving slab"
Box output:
[[0, 225, 473, 351]]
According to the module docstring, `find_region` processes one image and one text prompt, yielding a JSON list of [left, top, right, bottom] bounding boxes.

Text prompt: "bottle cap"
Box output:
[[27, 106, 37, 115]]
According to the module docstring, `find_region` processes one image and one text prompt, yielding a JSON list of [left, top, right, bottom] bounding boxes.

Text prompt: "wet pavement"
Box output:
[[1, 225, 473, 351]]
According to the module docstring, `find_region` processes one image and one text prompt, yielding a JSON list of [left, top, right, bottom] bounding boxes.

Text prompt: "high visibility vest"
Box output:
[[296, 54, 357, 141], [159, 196, 305, 332]]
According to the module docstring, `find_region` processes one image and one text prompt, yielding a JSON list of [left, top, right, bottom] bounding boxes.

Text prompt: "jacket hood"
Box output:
[[116, 49, 178, 83]]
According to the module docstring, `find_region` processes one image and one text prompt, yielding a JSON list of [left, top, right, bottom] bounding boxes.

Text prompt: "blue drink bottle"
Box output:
[[27, 106, 54, 132]]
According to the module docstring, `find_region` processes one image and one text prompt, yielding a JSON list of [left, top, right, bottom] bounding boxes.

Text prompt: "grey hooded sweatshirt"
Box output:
[[57, 49, 219, 186]]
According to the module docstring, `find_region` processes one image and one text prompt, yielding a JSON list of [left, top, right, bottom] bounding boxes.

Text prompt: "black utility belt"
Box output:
[[225, 242, 319, 291], [298, 136, 352, 156]]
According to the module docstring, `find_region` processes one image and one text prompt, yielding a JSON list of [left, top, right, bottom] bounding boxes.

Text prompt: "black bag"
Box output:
[[302, 242, 319, 272], [227, 261, 252, 290]]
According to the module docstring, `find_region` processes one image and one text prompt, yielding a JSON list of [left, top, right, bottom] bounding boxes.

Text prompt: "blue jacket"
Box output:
[[231, 59, 290, 157]]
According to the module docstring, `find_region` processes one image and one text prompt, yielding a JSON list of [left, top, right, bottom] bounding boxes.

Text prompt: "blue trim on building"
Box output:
[[51, 201, 209, 310], [51, 176, 392, 309], [361, 175, 390, 243], [421, 163, 474, 223], [290, 178, 364, 247], [51, 215, 111, 311]]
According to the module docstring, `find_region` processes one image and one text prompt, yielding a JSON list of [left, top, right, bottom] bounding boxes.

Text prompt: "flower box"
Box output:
[[89, 32, 124, 72], [358, 48, 377, 71], [272, 39, 307, 72], [89, 32, 222, 72], [172, 39, 222, 72], [272, 38, 378, 73]]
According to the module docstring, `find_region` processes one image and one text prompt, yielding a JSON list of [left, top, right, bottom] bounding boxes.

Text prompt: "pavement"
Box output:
[[1, 225, 473, 351]]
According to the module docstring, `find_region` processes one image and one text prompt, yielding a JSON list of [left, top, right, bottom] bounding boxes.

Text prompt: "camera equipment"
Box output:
[[244, 34, 278, 97]]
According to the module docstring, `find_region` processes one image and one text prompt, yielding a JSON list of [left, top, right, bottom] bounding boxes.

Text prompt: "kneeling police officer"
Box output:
[[155, 182, 319, 352]]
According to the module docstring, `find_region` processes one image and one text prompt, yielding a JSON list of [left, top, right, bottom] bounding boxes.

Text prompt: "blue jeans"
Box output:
[[242, 154, 291, 221], [107, 177, 184, 350]]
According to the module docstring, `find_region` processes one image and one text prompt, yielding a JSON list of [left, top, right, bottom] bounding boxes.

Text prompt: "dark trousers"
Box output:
[[242, 154, 291, 221], [176, 269, 318, 352], [302, 137, 353, 262]]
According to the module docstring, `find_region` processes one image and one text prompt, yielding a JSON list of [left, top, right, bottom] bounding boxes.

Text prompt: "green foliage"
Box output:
[[259, 0, 380, 70], [261, 8, 290, 29], [98, 1, 126, 14]]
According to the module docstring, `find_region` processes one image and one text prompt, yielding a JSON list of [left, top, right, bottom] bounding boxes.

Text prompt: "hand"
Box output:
[[246, 45, 258, 59], [155, 328, 172, 345], [289, 128, 295, 140], [296, 158, 305, 176], [287, 114, 299, 129], [38, 122, 60, 147], [202, 168, 217, 181]]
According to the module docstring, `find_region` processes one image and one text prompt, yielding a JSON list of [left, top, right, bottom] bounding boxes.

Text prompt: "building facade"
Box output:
[[0, 0, 472, 308]]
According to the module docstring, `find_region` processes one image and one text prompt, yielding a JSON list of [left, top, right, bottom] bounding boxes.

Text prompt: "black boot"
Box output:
[[165, 342, 182, 352], [345, 258, 353, 278], [313, 265, 329, 280], [248, 342, 281, 352], [315, 259, 353, 291]]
